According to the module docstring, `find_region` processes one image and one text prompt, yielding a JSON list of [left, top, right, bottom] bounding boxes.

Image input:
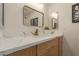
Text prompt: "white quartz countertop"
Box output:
[[0, 32, 63, 55]]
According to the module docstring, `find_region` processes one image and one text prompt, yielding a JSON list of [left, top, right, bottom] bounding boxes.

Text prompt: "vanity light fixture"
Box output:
[[51, 12, 58, 19]]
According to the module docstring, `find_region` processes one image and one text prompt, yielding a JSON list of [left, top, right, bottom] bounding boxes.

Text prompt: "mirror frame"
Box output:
[[23, 5, 44, 27], [2, 3, 4, 26]]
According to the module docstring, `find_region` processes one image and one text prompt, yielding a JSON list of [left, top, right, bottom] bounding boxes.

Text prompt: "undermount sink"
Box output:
[[0, 33, 53, 52]]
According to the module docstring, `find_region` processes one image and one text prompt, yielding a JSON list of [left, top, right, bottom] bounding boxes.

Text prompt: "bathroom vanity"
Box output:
[[0, 32, 63, 56], [7, 35, 63, 56], [0, 4, 63, 56]]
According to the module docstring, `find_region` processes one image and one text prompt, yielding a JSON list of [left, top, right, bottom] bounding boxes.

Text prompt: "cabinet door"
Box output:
[[37, 38, 59, 56], [58, 36, 63, 56], [7, 46, 36, 56]]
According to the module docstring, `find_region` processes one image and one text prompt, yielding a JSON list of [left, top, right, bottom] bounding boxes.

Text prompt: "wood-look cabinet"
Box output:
[[7, 46, 36, 56], [37, 38, 58, 56], [7, 36, 63, 56], [58, 36, 63, 56]]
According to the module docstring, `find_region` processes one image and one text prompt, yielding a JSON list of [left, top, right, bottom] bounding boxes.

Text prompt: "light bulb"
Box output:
[[51, 12, 58, 19]]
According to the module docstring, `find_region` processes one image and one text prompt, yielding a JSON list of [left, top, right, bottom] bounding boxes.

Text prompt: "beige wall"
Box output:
[[43, 4, 49, 27], [4, 3, 44, 36], [47, 3, 79, 56]]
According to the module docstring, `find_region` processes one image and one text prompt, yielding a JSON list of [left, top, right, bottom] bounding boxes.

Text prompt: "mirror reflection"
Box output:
[[23, 6, 44, 27], [49, 12, 58, 30]]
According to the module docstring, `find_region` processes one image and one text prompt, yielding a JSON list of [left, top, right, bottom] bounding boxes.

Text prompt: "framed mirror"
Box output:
[[23, 5, 44, 27], [49, 12, 58, 30], [0, 3, 4, 27], [51, 18, 58, 29]]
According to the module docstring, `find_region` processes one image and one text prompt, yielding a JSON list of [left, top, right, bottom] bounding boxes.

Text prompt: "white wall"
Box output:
[[4, 3, 44, 36], [47, 3, 79, 56], [48, 4, 72, 33]]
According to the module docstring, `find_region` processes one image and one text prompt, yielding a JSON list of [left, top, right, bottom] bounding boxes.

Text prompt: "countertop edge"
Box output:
[[0, 34, 63, 55]]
